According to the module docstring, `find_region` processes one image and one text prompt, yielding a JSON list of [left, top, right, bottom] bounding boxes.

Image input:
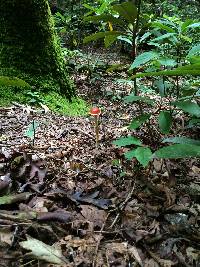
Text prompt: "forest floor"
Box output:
[[0, 48, 200, 267]]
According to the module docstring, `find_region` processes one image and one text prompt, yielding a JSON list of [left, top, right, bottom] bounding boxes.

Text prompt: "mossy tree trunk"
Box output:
[[0, 0, 75, 99]]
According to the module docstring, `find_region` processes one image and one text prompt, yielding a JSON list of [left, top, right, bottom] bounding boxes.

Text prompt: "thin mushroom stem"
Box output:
[[94, 115, 99, 148]]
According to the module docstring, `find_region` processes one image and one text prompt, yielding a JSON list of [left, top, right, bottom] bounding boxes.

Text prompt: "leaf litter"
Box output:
[[0, 72, 200, 266]]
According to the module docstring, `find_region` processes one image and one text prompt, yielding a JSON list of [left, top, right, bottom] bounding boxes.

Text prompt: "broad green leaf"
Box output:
[[0, 76, 31, 88], [124, 149, 136, 160], [20, 236, 65, 264], [154, 144, 200, 159], [117, 35, 132, 45], [150, 33, 176, 43], [83, 3, 96, 12], [138, 32, 152, 43], [162, 137, 200, 146], [187, 44, 200, 57], [158, 111, 172, 134], [157, 58, 177, 67], [125, 147, 152, 167], [157, 18, 176, 28], [106, 63, 127, 73], [113, 136, 142, 147], [154, 79, 166, 96], [188, 56, 200, 64], [129, 51, 158, 70], [25, 121, 39, 140], [188, 22, 200, 28], [83, 31, 122, 44], [151, 22, 176, 33], [104, 35, 118, 47], [188, 118, 200, 127], [84, 14, 126, 27], [132, 63, 200, 78], [124, 94, 154, 106], [180, 34, 192, 43], [112, 2, 137, 24], [147, 41, 161, 47], [181, 19, 196, 32], [129, 114, 151, 130], [174, 100, 200, 117]]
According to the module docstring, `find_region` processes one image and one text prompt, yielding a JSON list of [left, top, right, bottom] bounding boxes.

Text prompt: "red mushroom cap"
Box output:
[[90, 107, 101, 116]]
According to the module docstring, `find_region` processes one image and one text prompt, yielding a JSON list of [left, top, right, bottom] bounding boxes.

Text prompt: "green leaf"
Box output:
[[104, 35, 118, 47], [112, 2, 137, 24], [162, 137, 200, 146], [151, 22, 176, 33], [125, 147, 152, 167], [154, 144, 200, 159], [150, 33, 176, 43], [132, 63, 200, 78], [0, 76, 31, 88], [84, 14, 126, 27], [174, 100, 200, 117], [20, 236, 65, 264], [180, 34, 192, 43], [188, 22, 200, 28], [129, 51, 158, 70], [106, 63, 127, 73], [187, 44, 200, 57], [117, 35, 132, 45], [83, 31, 122, 44], [157, 58, 177, 67], [138, 32, 152, 43], [124, 149, 136, 160], [158, 111, 172, 134], [113, 136, 142, 147], [188, 118, 200, 127], [83, 3, 96, 12], [124, 94, 154, 106], [181, 19, 196, 32], [25, 121, 39, 140], [129, 114, 151, 130]]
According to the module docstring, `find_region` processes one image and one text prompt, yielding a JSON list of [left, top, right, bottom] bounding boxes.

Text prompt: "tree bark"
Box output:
[[0, 0, 75, 99]]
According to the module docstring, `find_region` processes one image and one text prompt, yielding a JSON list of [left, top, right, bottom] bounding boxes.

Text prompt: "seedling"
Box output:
[[25, 120, 39, 146], [90, 107, 101, 147]]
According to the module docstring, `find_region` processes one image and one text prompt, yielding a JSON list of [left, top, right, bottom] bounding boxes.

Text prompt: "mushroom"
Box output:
[[90, 107, 101, 147]]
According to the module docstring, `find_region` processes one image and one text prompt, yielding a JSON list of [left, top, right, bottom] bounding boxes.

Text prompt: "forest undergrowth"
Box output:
[[0, 48, 199, 267]]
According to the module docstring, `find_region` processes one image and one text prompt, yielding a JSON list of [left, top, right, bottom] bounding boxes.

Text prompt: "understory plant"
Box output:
[[82, 4, 200, 166], [113, 48, 200, 167], [113, 88, 200, 167]]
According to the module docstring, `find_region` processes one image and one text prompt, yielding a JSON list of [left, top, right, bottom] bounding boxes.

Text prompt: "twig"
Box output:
[[92, 213, 110, 267], [110, 182, 135, 228]]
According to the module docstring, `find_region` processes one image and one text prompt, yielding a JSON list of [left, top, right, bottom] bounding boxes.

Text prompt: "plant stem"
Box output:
[[132, 0, 142, 95], [32, 120, 36, 147], [94, 116, 99, 148]]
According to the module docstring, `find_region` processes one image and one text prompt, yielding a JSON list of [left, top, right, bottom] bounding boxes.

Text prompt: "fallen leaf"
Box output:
[[128, 245, 143, 267], [20, 236, 67, 264], [0, 192, 32, 205], [80, 205, 107, 228], [0, 229, 13, 245], [37, 211, 72, 223], [71, 191, 112, 209]]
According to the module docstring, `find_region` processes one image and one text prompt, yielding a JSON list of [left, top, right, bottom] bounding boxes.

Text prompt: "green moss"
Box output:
[[0, 86, 27, 106], [42, 92, 89, 116], [0, 0, 75, 98], [0, 85, 88, 116], [0, 67, 73, 95]]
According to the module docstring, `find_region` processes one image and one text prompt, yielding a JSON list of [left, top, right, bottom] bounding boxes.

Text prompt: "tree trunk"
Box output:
[[0, 0, 75, 100]]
